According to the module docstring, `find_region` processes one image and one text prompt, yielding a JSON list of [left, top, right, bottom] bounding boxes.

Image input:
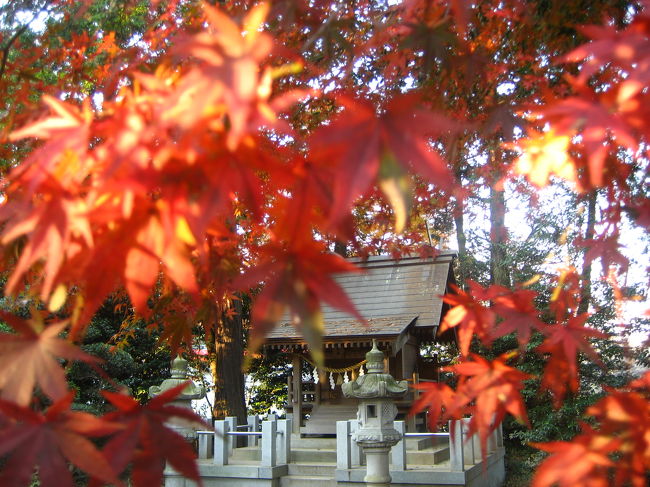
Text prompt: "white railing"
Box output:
[[336, 418, 504, 472], [197, 415, 291, 467]]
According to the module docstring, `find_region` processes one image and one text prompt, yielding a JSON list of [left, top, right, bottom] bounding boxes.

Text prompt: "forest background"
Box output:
[[0, 0, 648, 486]]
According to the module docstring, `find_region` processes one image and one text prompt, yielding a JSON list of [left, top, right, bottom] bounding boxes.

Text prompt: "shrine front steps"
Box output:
[[300, 403, 358, 436], [229, 438, 450, 466]]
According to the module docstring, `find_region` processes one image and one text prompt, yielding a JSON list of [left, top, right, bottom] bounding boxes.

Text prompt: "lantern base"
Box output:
[[362, 445, 392, 486]]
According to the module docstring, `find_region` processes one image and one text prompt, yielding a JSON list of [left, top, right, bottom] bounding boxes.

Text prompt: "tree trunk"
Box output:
[[578, 191, 597, 315], [454, 197, 468, 288], [210, 297, 247, 423], [489, 150, 510, 288], [450, 139, 468, 289]]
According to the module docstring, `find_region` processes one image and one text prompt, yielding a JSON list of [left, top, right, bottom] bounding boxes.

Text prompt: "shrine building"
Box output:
[[263, 252, 457, 435]]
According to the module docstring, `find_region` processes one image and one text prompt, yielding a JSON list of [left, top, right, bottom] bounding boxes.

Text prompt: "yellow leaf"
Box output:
[[48, 284, 68, 312], [379, 151, 412, 234], [301, 308, 324, 368], [175, 217, 197, 246], [244, 2, 270, 46]]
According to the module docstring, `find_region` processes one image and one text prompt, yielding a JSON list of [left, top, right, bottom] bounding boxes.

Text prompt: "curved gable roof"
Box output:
[[265, 251, 456, 345]]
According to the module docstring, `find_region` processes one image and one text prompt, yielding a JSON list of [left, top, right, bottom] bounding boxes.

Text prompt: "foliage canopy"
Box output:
[[0, 0, 648, 485]]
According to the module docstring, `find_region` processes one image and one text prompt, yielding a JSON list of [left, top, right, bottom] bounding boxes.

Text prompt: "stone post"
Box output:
[[342, 340, 408, 487], [337, 420, 352, 469], [277, 418, 292, 465], [214, 420, 229, 466], [261, 419, 277, 467], [391, 421, 406, 471], [224, 416, 237, 455], [449, 420, 464, 472], [247, 415, 260, 447]]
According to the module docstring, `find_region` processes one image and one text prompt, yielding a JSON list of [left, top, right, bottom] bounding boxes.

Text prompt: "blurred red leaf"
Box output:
[[99, 383, 206, 487], [312, 94, 457, 226], [237, 242, 364, 366], [438, 281, 497, 356], [409, 382, 463, 431], [492, 288, 547, 347], [0, 313, 96, 406], [0, 393, 122, 487], [448, 353, 530, 459]]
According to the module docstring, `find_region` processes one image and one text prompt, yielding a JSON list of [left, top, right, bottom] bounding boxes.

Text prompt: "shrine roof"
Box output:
[[264, 251, 456, 346]]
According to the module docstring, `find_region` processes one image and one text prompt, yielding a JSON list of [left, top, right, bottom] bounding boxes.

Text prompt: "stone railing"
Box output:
[[336, 418, 504, 471], [197, 415, 291, 467]]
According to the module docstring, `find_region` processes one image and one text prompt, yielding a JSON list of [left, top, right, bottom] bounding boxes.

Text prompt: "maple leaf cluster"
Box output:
[[532, 371, 650, 487], [0, 0, 647, 485]]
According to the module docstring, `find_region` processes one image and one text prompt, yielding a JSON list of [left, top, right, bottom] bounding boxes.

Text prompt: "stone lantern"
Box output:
[[149, 355, 205, 442], [342, 340, 408, 486]]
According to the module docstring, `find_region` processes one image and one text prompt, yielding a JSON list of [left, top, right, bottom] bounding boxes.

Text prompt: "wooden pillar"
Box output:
[[400, 336, 418, 379], [291, 355, 302, 434]]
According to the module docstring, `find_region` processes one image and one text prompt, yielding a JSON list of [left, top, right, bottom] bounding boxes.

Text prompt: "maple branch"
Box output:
[[0, 1, 54, 81], [0, 23, 28, 81]]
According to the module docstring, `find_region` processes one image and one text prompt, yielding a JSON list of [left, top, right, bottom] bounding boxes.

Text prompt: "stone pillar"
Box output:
[[342, 340, 408, 487]]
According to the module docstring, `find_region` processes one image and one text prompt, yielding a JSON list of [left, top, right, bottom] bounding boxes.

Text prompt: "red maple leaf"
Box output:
[[438, 281, 496, 356], [534, 372, 650, 486], [531, 432, 617, 487], [311, 93, 457, 226], [409, 382, 464, 431], [236, 241, 365, 366], [448, 352, 530, 459], [0, 312, 96, 406], [586, 386, 650, 486], [0, 181, 93, 303], [492, 288, 547, 347], [0, 393, 122, 487], [578, 232, 629, 276], [8, 95, 92, 191], [99, 383, 206, 487], [172, 3, 299, 150], [537, 313, 608, 406], [538, 343, 575, 409]]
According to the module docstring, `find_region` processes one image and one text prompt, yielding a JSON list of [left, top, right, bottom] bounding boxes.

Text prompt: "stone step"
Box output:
[[293, 448, 337, 463], [230, 444, 449, 466], [280, 475, 337, 487], [301, 404, 358, 435], [288, 462, 336, 476], [407, 446, 450, 465], [291, 436, 337, 449], [292, 435, 446, 451], [231, 447, 338, 463]]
